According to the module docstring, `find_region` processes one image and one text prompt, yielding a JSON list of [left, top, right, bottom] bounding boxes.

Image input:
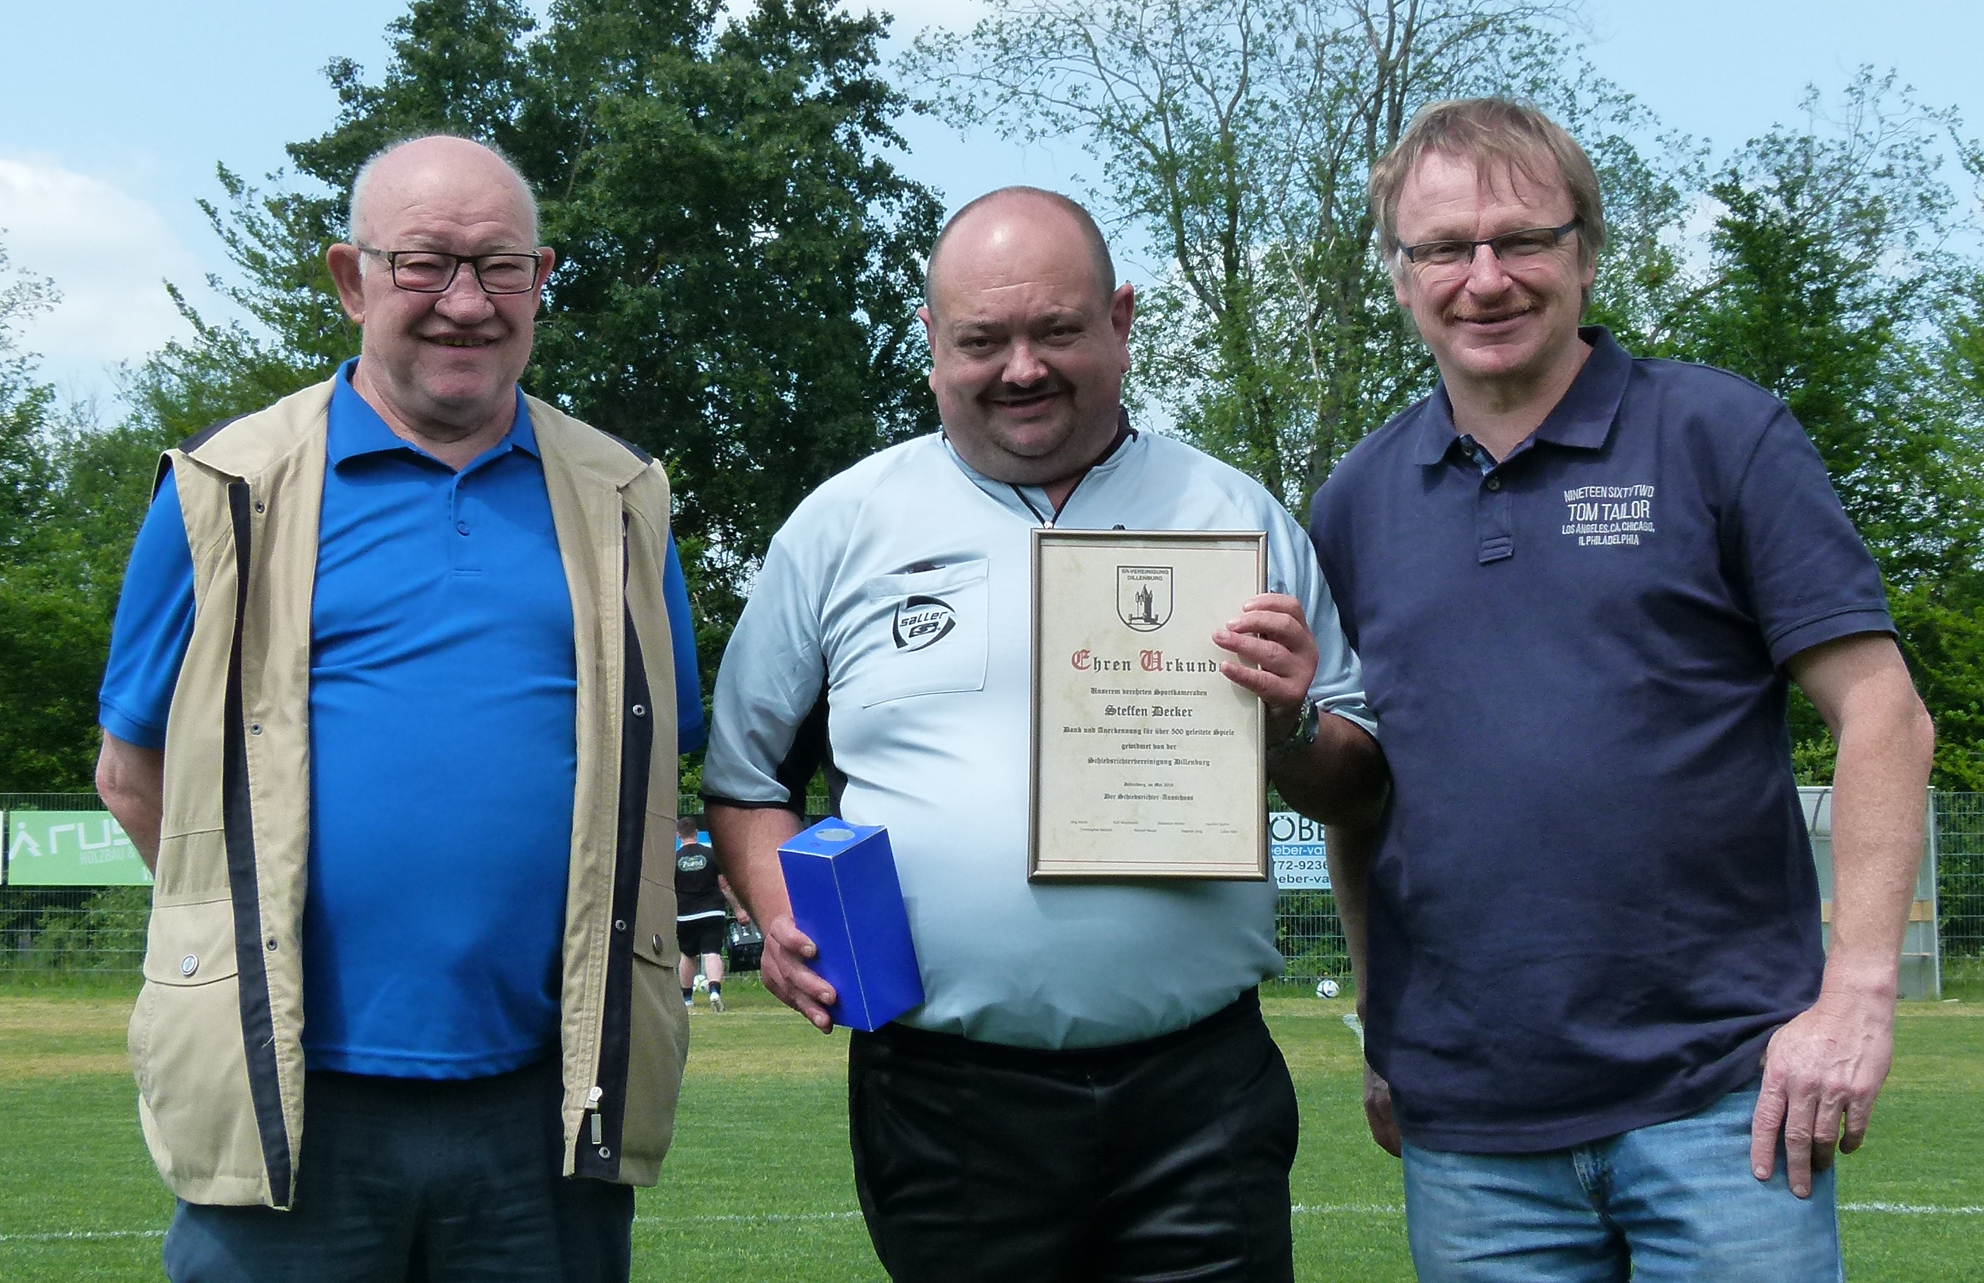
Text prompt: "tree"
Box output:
[[128, 166, 361, 444], [0, 245, 171, 790], [905, 0, 1687, 508], [0, 247, 58, 559], [912, 6, 1984, 784], [1908, 268, 1984, 788], [290, 0, 941, 682], [139, 0, 943, 703], [1660, 72, 1984, 787]]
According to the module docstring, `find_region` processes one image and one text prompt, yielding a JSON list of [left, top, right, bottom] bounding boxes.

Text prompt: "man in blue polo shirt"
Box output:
[[96, 135, 701, 1283], [1309, 98, 1935, 1280]]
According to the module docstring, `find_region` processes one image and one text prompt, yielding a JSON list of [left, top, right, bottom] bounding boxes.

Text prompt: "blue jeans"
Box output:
[[162, 1058, 633, 1283], [1403, 1088, 1842, 1282]]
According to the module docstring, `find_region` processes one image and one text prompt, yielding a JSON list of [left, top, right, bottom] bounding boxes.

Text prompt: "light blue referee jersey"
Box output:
[[703, 428, 1374, 1049]]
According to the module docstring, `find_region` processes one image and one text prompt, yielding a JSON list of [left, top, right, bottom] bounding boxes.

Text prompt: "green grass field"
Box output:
[[1, 978, 1978, 1280]]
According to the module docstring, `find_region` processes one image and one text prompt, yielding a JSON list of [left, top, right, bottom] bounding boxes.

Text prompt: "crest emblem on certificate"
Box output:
[[1116, 565, 1174, 632]]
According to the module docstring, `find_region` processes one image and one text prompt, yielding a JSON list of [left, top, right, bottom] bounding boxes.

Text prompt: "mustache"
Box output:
[[990, 375, 1073, 400]]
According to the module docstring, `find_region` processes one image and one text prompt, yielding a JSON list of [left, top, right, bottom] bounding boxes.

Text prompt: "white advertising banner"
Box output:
[[1269, 811, 1330, 890]]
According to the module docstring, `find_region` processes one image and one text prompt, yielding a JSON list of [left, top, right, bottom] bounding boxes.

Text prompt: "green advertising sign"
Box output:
[[4, 811, 153, 886]]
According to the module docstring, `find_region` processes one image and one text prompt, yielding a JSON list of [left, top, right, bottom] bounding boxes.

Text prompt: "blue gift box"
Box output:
[[777, 820, 925, 1031]]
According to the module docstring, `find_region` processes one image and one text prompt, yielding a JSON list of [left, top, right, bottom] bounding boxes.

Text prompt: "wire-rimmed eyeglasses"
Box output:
[[355, 245, 545, 295]]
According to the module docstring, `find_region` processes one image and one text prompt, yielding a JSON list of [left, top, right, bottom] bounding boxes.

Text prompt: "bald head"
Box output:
[[349, 134, 539, 249], [916, 186, 1134, 493], [924, 187, 1115, 318], [326, 132, 553, 464]]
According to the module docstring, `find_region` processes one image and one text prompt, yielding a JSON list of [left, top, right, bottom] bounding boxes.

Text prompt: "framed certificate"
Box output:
[[1028, 529, 1268, 880]]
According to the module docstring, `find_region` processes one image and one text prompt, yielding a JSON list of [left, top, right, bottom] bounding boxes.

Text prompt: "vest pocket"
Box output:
[[632, 874, 679, 969], [129, 896, 261, 1201], [139, 895, 241, 988], [620, 875, 689, 1179]]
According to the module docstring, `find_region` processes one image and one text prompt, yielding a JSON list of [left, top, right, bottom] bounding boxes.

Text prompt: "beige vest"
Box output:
[[129, 378, 690, 1207]]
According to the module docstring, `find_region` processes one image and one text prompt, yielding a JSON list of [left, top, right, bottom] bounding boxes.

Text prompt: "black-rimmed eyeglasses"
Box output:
[[355, 245, 545, 295], [1397, 219, 1581, 271]]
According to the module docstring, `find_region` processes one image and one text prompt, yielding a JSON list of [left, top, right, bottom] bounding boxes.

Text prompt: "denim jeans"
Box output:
[[162, 1058, 633, 1283], [1402, 1087, 1843, 1282]]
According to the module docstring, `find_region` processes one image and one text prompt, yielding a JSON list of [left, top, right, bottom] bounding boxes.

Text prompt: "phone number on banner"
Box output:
[[1268, 811, 1330, 891]]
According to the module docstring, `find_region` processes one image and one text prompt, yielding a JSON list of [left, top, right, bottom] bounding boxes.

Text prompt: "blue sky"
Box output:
[[4, 0, 1981, 403]]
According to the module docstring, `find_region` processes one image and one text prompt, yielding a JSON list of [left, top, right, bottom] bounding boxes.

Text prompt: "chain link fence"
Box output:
[[1272, 890, 1348, 989], [1, 795, 149, 977], [5, 793, 1980, 990], [1936, 792, 1984, 995]]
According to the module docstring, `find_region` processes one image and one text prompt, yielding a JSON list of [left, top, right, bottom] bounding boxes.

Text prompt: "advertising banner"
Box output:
[[1269, 811, 1330, 890], [4, 811, 153, 886]]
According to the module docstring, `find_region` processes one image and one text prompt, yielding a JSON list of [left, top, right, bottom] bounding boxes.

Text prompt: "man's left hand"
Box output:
[[1749, 990, 1895, 1198], [1214, 594, 1319, 742]]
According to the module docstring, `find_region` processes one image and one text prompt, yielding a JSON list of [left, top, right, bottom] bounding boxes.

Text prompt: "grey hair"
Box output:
[[347, 133, 540, 256]]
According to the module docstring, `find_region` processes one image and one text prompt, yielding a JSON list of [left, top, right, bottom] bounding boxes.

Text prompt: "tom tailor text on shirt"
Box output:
[[1562, 483, 1656, 547]]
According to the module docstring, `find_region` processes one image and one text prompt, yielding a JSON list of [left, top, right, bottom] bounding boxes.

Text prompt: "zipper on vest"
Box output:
[[586, 1084, 604, 1144]]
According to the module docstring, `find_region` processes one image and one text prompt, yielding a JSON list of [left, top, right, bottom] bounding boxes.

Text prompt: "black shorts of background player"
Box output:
[[674, 815, 749, 1011]]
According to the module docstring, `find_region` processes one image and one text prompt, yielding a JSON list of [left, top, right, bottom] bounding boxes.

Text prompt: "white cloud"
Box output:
[[0, 155, 203, 397]]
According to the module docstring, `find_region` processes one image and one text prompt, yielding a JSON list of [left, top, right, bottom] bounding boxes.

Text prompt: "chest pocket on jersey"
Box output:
[[848, 560, 990, 708]]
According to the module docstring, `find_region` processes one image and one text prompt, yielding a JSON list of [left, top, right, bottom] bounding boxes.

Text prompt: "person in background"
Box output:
[[674, 815, 747, 1012], [94, 134, 704, 1283], [1310, 97, 1935, 1280]]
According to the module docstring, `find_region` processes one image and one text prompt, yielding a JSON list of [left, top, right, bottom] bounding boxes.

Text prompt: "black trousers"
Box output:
[[162, 1058, 633, 1283], [848, 989, 1299, 1283]]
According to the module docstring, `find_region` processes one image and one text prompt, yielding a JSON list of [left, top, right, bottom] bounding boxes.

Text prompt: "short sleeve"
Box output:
[[699, 529, 830, 807], [98, 468, 197, 749], [1267, 505, 1375, 737], [1730, 408, 1894, 666], [661, 531, 705, 754]]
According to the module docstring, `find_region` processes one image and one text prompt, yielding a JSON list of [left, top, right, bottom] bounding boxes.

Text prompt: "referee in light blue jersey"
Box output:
[[702, 187, 1390, 1282]]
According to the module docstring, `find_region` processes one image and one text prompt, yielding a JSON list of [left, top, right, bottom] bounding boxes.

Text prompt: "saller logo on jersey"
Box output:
[[893, 595, 957, 651]]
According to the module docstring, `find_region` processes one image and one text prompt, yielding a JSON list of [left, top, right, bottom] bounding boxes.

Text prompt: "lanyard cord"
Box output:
[[1005, 419, 1136, 528], [1010, 484, 1053, 527]]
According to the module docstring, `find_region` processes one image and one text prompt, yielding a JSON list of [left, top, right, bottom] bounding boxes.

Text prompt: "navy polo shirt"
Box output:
[[100, 361, 704, 1078], [1309, 328, 1893, 1153]]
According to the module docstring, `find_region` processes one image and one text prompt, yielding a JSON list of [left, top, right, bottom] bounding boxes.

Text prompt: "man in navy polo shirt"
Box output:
[[1309, 98, 1935, 1279], [96, 135, 702, 1282]]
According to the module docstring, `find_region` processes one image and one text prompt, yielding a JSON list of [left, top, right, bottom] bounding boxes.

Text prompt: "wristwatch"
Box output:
[[1267, 697, 1320, 757]]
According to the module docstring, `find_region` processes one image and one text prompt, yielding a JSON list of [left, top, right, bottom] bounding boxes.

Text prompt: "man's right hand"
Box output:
[[707, 803, 834, 1032], [1365, 1063, 1402, 1157], [761, 912, 838, 1034]]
